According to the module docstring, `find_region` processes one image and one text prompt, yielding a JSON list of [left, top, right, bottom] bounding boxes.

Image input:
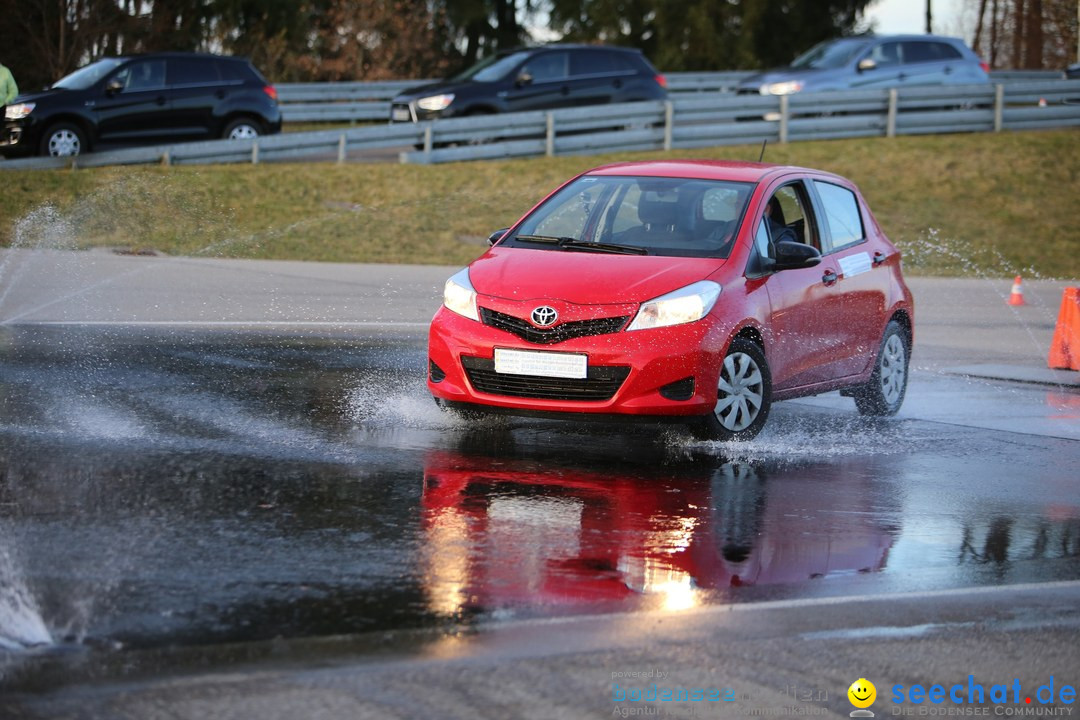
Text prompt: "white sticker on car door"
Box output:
[[838, 252, 872, 278]]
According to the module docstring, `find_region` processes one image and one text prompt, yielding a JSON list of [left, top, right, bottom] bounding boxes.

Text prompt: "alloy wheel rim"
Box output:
[[49, 131, 80, 156], [879, 334, 907, 405], [229, 125, 258, 140], [714, 351, 764, 432]]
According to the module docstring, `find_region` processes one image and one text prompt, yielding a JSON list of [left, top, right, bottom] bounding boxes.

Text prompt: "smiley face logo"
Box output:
[[848, 678, 877, 709]]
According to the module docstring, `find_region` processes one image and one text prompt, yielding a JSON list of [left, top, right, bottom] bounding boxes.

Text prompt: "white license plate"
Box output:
[[391, 107, 411, 122], [494, 348, 587, 379]]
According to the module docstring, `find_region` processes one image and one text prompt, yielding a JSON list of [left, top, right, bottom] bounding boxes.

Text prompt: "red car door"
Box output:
[[758, 181, 854, 391]]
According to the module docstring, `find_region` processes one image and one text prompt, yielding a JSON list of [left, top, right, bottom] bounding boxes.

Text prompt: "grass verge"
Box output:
[[2, 129, 1078, 278]]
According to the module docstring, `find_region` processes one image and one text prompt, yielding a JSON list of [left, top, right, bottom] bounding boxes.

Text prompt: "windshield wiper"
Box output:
[[559, 240, 648, 255], [513, 234, 648, 255]]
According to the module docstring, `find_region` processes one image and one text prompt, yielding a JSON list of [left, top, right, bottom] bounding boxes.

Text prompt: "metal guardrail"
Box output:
[[2, 80, 1078, 170], [273, 70, 1064, 123]]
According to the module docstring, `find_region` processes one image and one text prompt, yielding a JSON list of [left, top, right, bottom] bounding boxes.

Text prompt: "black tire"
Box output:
[[853, 320, 909, 416], [694, 338, 772, 442], [222, 117, 263, 140], [39, 122, 87, 157]]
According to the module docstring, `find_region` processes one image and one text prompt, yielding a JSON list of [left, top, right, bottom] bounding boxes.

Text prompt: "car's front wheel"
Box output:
[[694, 338, 772, 442], [40, 122, 87, 157], [853, 320, 909, 416], [223, 118, 263, 140]]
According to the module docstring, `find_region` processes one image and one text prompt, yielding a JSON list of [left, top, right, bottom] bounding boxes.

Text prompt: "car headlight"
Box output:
[[443, 268, 479, 321], [626, 281, 722, 331], [761, 81, 804, 96], [417, 94, 455, 112], [5, 102, 35, 120]]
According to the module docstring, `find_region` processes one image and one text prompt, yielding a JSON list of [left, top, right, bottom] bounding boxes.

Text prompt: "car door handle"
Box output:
[[822, 270, 839, 285], [155, 95, 167, 106], [898, 73, 907, 81], [613, 78, 622, 89], [561, 85, 570, 96], [873, 251, 887, 266], [943, 66, 953, 74], [216, 89, 227, 99]]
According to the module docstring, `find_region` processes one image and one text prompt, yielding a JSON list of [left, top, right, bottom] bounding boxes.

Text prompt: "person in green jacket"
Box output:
[[1, 61, 18, 119]]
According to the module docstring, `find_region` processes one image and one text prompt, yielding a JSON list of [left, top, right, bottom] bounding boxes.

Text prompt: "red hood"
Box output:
[[468, 248, 725, 304]]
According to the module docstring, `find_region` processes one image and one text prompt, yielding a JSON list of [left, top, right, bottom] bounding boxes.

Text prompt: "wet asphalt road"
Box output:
[[0, 251, 1078, 712]]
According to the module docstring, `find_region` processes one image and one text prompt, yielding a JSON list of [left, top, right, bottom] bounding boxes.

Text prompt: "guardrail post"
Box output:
[[251, 141, 260, 165], [663, 100, 674, 151], [779, 95, 789, 144], [994, 84, 1005, 132], [546, 112, 555, 157], [161, 150, 171, 167], [423, 125, 433, 156], [887, 89, 898, 138], [337, 134, 347, 164]]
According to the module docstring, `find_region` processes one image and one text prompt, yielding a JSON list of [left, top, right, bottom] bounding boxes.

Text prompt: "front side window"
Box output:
[[814, 181, 864, 249], [113, 60, 167, 91], [868, 42, 902, 66], [500, 175, 754, 258], [767, 183, 818, 250], [522, 53, 569, 83]]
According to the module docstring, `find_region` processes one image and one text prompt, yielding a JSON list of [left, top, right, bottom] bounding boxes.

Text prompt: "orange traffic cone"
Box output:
[[1048, 287, 1080, 371], [1007, 275, 1026, 306]]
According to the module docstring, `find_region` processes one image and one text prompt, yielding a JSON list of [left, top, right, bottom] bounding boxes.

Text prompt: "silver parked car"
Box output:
[[738, 34, 990, 96]]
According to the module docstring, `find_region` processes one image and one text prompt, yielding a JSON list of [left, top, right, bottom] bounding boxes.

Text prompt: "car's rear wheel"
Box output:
[[853, 320, 909, 416], [694, 338, 772, 442], [40, 122, 87, 157], [223, 117, 263, 140]]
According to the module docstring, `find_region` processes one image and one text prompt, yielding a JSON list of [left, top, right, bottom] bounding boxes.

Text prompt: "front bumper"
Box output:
[[427, 305, 731, 419], [0, 119, 36, 158]]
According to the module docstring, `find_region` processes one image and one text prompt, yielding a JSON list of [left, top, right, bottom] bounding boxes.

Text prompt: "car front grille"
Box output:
[[461, 356, 630, 401], [480, 308, 629, 345]]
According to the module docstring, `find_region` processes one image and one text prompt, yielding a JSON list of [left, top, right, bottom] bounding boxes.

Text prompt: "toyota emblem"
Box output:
[[531, 306, 558, 326]]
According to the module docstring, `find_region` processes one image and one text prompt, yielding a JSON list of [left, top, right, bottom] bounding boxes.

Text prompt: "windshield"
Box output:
[[51, 57, 126, 90], [451, 51, 530, 82], [500, 175, 755, 259], [790, 38, 869, 69]]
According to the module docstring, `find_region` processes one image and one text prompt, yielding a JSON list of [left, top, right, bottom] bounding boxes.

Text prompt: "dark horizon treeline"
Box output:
[[1, 0, 1074, 93]]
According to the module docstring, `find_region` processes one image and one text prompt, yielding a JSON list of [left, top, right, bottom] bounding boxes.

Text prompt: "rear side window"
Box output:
[[903, 41, 963, 63], [220, 60, 258, 83], [814, 181, 865, 249], [169, 57, 222, 86], [570, 50, 619, 76]]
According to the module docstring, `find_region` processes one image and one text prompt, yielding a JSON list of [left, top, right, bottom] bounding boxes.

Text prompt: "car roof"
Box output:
[[584, 159, 832, 185], [499, 44, 643, 55], [106, 51, 249, 63], [829, 33, 968, 44]]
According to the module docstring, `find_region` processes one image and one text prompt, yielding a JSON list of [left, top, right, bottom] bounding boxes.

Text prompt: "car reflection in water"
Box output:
[[420, 448, 898, 619]]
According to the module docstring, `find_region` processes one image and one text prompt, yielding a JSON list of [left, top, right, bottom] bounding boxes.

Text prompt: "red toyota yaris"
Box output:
[[427, 160, 913, 441]]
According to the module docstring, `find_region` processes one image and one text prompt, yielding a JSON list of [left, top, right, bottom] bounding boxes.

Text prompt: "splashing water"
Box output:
[[0, 545, 52, 650]]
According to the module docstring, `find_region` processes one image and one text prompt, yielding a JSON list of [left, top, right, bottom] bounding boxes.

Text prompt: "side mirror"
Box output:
[[857, 58, 877, 73], [773, 240, 821, 270], [488, 228, 509, 246], [515, 71, 533, 87], [106, 79, 123, 95]]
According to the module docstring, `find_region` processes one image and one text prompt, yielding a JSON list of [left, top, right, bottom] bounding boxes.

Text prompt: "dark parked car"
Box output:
[[738, 34, 989, 96], [390, 44, 667, 122], [1, 52, 281, 158]]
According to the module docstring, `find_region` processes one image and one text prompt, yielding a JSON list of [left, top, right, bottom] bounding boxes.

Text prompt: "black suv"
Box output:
[[1, 52, 282, 158], [390, 44, 668, 122]]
